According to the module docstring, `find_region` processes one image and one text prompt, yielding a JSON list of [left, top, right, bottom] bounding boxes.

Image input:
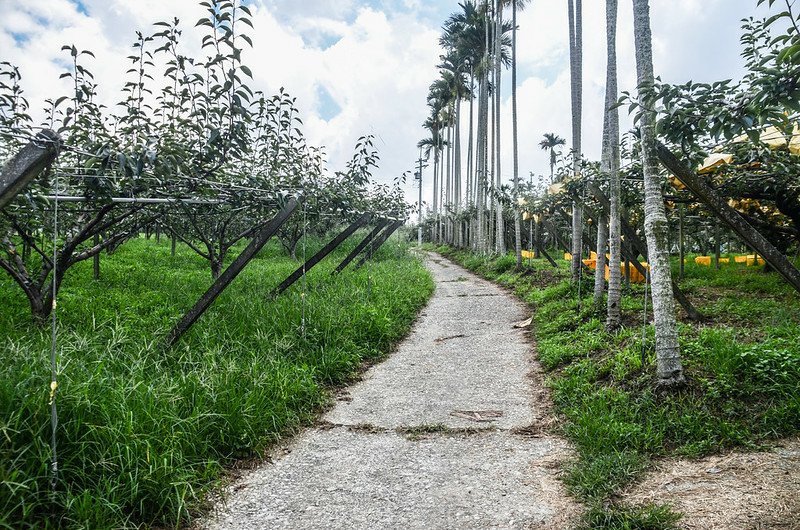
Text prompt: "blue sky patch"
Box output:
[[316, 84, 341, 121], [10, 32, 30, 46], [300, 29, 342, 50], [71, 0, 89, 16]]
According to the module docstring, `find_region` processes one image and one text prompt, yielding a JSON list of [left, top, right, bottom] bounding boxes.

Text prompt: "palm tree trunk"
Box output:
[[467, 71, 475, 207], [605, 0, 623, 330], [455, 98, 464, 247], [476, 75, 488, 253], [568, 0, 583, 281], [446, 121, 452, 243], [489, 58, 496, 252], [494, 0, 506, 255], [632, 0, 684, 386], [433, 147, 439, 242], [594, 214, 609, 307], [512, 0, 522, 268]]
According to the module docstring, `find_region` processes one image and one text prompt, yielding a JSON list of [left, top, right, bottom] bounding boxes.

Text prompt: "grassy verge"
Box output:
[[430, 244, 800, 529], [1, 235, 433, 529]]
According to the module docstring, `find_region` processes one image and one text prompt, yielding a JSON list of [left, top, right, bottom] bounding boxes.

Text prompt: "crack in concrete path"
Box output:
[[201, 253, 580, 529]]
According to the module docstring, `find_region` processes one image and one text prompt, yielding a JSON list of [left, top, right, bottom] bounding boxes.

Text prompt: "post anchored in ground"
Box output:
[[332, 218, 391, 275], [272, 212, 374, 296], [656, 142, 800, 295], [166, 198, 299, 347], [581, 182, 704, 322], [353, 219, 405, 270], [0, 130, 61, 209]]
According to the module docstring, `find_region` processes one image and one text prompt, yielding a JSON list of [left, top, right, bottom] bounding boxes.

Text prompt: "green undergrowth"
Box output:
[[430, 244, 800, 530], [1, 235, 433, 529]]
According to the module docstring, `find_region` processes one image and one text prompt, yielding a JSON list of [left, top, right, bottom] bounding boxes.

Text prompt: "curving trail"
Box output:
[[202, 253, 579, 529]]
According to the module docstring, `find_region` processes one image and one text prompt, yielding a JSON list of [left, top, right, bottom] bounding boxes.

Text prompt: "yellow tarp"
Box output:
[[747, 255, 766, 266], [732, 124, 800, 151], [564, 252, 572, 261], [600, 262, 649, 283], [521, 250, 535, 259], [698, 153, 734, 174], [759, 126, 787, 149], [694, 256, 731, 266], [668, 175, 686, 191], [734, 255, 748, 263]]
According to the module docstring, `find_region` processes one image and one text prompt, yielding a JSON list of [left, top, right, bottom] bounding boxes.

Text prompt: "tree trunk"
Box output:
[[594, 214, 609, 308], [568, 0, 583, 281], [494, 0, 506, 255], [467, 71, 475, 207], [477, 74, 489, 253], [512, 0, 522, 268], [211, 255, 224, 280], [455, 98, 463, 247], [605, 0, 622, 330], [633, 0, 684, 386]]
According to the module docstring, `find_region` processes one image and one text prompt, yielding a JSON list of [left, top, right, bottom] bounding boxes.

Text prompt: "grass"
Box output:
[[0, 234, 433, 529], [431, 244, 800, 529]]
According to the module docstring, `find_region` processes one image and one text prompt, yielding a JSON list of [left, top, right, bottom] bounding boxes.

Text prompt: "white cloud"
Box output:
[[0, 0, 772, 208]]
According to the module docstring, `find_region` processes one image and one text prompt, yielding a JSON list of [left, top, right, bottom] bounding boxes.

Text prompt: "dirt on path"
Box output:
[[623, 437, 800, 529], [200, 253, 580, 529]]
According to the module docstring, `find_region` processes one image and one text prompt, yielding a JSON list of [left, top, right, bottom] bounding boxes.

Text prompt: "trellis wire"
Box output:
[[301, 200, 307, 337], [48, 167, 60, 499], [576, 176, 587, 313], [641, 266, 650, 366]]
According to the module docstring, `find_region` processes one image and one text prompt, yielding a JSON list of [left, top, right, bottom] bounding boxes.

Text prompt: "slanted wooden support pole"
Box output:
[[528, 219, 558, 268], [656, 142, 800, 294], [679, 203, 685, 279], [166, 198, 298, 347], [557, 207, 593, 252], [273, 212, 373, 295], [536, 241, 559, 268], [353, 219, 404, 269], [332, 218, 389, 275], [93, 234, 100, 280], [0, 130, 60, 209], [583, 183, 703, 321], [543, 218, 570, 253]]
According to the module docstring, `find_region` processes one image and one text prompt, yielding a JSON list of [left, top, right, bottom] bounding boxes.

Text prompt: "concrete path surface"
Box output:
[[201, 253, 579, 529]]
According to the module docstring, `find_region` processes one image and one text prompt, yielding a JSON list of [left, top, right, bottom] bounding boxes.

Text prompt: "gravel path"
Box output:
[[201, 253, 579, 529]]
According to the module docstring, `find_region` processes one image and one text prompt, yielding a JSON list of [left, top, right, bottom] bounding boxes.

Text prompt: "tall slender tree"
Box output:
[[632, 0, 684, 386], [493, 0, 506, 254], [567, 0, 584, 281], [605, 0, 623, 330], [436, 1, 510, 252], [539, 132, 566, 183], [506, 0, 531, 267]]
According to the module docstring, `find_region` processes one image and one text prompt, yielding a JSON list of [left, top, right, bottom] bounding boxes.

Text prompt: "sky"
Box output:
[[0, 0, 770, 208]]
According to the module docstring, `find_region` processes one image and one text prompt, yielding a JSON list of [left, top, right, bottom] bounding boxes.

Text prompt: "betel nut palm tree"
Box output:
[[632, 0, 685, 386]]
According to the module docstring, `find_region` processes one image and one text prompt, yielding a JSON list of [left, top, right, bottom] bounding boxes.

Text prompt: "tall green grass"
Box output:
[[433, 245, 800, 529], [1, 235, 433, 528]]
